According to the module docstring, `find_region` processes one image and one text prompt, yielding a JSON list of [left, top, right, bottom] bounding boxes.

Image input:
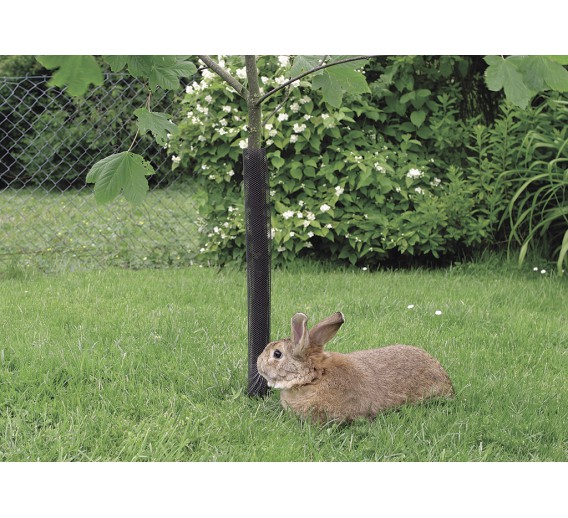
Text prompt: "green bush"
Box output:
[[168, 56, 501, 266]]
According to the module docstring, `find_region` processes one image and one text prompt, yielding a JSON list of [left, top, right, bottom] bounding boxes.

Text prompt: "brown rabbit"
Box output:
[[257, 312, 454, 423]]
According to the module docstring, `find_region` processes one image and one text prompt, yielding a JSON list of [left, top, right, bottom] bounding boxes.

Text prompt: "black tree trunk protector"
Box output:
[[243, 148, 270, 397]]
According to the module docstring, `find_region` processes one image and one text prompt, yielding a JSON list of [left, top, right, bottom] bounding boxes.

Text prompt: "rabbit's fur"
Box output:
[[257, 312, 454, 423]]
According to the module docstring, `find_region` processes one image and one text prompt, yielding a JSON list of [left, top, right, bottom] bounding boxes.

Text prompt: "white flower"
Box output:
[[204, 95, 213, 103], [222, 105, 232, 113], [407, 168, 424, 179], [326, 224, 333, 229], [540, 269, 547, 274], [227, 170, 235, 177], [290, 102, 300, 113], [302, 220, 310, 228], [200, 248, 206, 253], [289, 135, 298, 143], [277, 246, 286, 252], [270, 190, 276, 196], [289, 231, 295, 237], [228, 206, 235, 212], [533, 267, 539, 271], [320, 203, 331, 212], [171, 155, 181, 164], [213, 226, 220, 234], [239, 140, 248, 149], [202, 69, 215, 80], [278, 113, 289, 122], [293, 123, 307, 133], [278, 55, 290, 67], [435, 310, 442, 316], [269, 129, 277, 137], [321, 113, 330, 120], [298, 200, 305, 207], [208, 174, 216, 180], [201, 164, 209, 170], [407, 304, 415, 309], [265, 123, 274, 131], [266, 139, 274, 146], [270, 228, 276, 239], [414, 187, 425, 195], [303, 114, 311, 121], [296, 212, 303, 219], [219, 119, 228, 127], [261, 76, 270, 84], [335, 186, 344, 196], [198, 135, 206, 142], [282, 210, 295, 220], [275, 76, 288, 85], [307, 231, 314, 238], [185, 85, 194, 94], [362, 267, 368, 271], [306, 212, 316, 221], [300, 95, 310, 104], [236, 67, 247, 79], [431, 177, 442, 187], [374, 162, 385, 173], [218, 128, 227, 135]]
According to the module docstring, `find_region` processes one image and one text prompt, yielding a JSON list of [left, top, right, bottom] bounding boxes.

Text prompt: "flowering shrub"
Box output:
[[168, 56, 498, 266]]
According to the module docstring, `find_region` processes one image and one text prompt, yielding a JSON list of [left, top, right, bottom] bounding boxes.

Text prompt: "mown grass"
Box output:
[[0, 262, 566, 461], [0, 185, 200, 271]]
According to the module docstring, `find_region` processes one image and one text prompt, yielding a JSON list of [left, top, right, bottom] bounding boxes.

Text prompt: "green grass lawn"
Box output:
[[0, 263, 566, 461]]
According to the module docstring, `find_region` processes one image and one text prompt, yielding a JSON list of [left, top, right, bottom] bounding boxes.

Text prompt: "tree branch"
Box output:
[[256, 55, 373, 106], [197, 55, 249, 99]]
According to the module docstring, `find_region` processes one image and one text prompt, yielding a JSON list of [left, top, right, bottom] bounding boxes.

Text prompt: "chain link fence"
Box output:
[[0, 74, 201, 271]]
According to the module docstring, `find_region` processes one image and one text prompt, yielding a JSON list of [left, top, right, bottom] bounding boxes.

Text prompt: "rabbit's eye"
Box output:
[[273, 350, 282, 359]]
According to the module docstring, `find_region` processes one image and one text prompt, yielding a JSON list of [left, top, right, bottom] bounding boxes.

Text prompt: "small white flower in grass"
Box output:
[[204, 95, 213, 103], [296, 212, 303, 218], [293, 123, 307, 133], [320, 203, 331, 212], [198, 135, 206, 142], [289, 231, 295, 237], [307, 231, 314, 238], [227, 170, 235, 177], [289, 135, 298, 143], [435, 310, 442, 316], [222, 105, 232, 113], [265, 123, 274, 131], [298, 200, 305, 207], [201, 164, 209, 170], [269, 129, 277, 137], [362, 267, 368, 271], [306, 212, 316, 221], [300, 95, 311, 104], [290, 102, 300, 113], [208, 174, 216, 180], [335, 186, 344, 196], [220, 119, 228, 127], [431, 178, 442, 187], [326, 224, 333, 229], [228, 206, 235, 212], [270, 190, 276, 196], [541, 269, 547, 274], [200, 248, 206, 253], [171, 155, 181, 164], [282, 210, 295, 220], [185, 85, 194, 94], [321, 113, 330, 120], [278, 113, 289, 122], [407, 304, 415, 309], [415, 187, 425, 195], [533, 267, 539, 271], [302, 220, 310, 228], [374, 163, 385, 173], [304, 114, 311, 121], [213, 227, 220, 234], [239, 140, 248, 149], [266, 139, 274, 146], [218, 128, 227, 135]]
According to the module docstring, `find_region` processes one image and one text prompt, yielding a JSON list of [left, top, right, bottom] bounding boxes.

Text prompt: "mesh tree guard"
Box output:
[[243, 148, 271, 397]]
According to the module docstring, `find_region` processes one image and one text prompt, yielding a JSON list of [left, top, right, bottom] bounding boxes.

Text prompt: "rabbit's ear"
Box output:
[[291, 312, 310, 356], [309, 312, 345, 347]]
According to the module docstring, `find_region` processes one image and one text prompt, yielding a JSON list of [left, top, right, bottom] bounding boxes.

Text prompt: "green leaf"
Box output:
[[410, 110, 426, 127], [103, 56, 197, 91], [484, 56, 535, 108], [86, 152, 154, 205], [543, 55, 568, 65], [36, 55, 103, 96], [289, 55, 324, 77], [514, 56, 568, 93], [134, 108, 177, 146], [312, 62, 370, 108]]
